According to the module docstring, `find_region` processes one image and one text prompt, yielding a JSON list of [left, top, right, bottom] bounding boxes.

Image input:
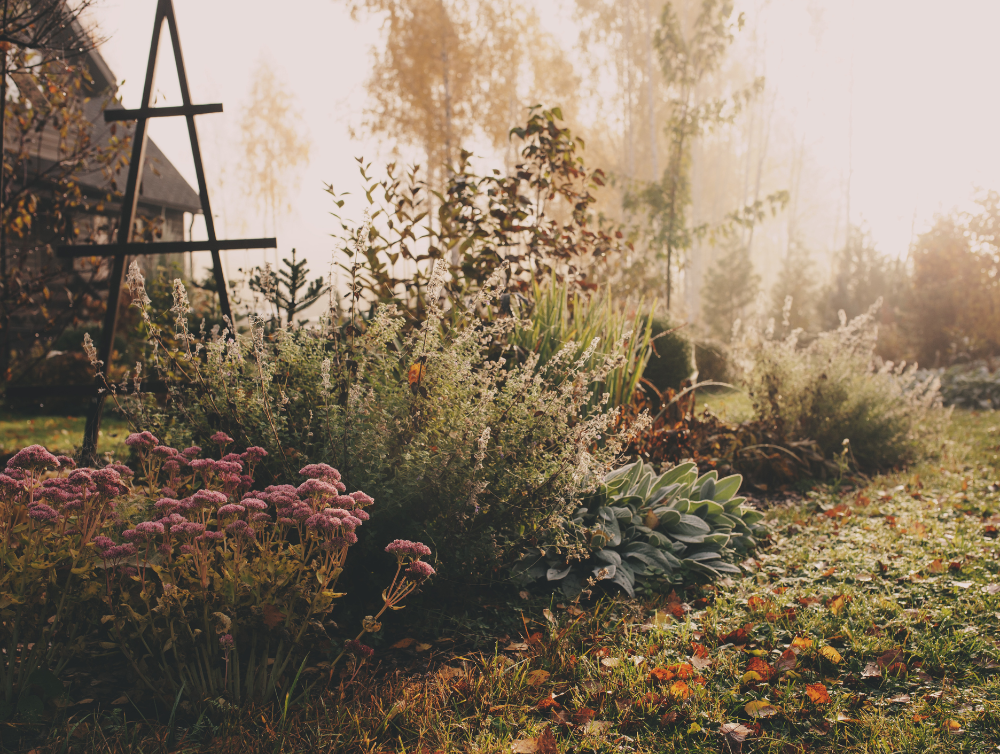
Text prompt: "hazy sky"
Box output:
[[90, 0, 1000, 291]]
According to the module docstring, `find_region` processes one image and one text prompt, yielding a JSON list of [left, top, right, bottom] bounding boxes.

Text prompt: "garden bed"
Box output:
[[5, 410, 999, 752]]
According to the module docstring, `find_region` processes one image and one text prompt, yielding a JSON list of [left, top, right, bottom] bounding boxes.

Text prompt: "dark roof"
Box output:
[[85, 99, 204, 214]]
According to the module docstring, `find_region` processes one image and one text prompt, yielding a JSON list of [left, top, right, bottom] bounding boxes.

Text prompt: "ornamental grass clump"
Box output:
[[731, 301, 944, 472], [0, 439, 434, 715]]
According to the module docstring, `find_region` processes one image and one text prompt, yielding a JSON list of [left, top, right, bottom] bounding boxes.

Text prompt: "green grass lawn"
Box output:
[[0, 412, 130, 459], [16, 410, 1000, 752], [700, 386, 754, 423]]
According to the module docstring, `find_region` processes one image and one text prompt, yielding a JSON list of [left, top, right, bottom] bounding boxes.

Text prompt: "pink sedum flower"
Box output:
[[6, 444, 59, 471]]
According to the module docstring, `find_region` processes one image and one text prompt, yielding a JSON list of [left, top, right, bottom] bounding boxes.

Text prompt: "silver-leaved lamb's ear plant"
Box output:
[[513, 458, 765, 598]]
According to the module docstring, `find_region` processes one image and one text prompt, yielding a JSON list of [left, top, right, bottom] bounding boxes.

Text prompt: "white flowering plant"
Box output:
[[102, 259, 647, 582]]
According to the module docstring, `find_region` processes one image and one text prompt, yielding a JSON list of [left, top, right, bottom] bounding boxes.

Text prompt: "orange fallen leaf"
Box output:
[[805, 683, 831, 705], [650, 667, 675, 683], [668, 680, 691, 699], [748, 595, 768, 612], [667, 662, 694, 679]]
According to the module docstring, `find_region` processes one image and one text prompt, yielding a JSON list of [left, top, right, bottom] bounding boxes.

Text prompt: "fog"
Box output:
[[90, 0, 1000, 324]]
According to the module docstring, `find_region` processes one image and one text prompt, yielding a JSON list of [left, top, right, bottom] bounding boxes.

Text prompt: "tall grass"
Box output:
[[510, 277, 655, 409]]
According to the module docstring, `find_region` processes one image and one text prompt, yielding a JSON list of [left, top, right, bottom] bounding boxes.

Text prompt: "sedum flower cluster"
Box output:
[[0, 439, 434, 710]]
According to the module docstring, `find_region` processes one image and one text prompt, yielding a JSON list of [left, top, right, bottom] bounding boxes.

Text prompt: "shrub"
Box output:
[[513, 458, 764, 597], [732, 303, 943, 472], [693, 339, 731, 385], [104, 262, 645, 584], [641, 317, 695, 393], [0, 441, 432, 713]]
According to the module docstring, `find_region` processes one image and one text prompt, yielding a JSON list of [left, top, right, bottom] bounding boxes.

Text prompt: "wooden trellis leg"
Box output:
[[60, 0, 276, 464]]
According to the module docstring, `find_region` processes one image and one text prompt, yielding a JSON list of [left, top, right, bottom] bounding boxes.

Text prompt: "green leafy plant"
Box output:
[[247, 249, 330, 328], [513, 458, 764, 598], [103, 261, 643, 585]]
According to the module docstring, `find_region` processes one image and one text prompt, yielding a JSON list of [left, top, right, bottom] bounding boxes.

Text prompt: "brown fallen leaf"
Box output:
[[650, 667, 674, 683], [416, 643, 432, 652], [942, 719, 964, 735], [534, 726, 557, 754], [391, 638, 416, 649], [877, 649, 905, 669], [888, 694, 910, 704], [527, 670, 550, 688], [506, 642, 530, 651], [927, 558, 946, 574], [542, 608, 556, 625], [571, 708, 596, 727], [690, 654, 712, 671], [566, 605, 585, 616], [746, 656, 774, 681], [511, 739, 538, 753], [600, 657, 620, 668], [581, 720, 613, 736], [775, 649, 797, 672], [805, 683, 831, 705]]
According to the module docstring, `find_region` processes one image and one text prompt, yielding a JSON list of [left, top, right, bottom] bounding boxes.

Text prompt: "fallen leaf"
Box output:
[[861, 662, 881, 679], [927, 558, 946, 574], [518, 590, 530, 600], [774, 649, 797, 672], [581, 720, 613, 736], [571, 708, 596, 727], [790, 636, 813, 653], [820, 566, 836, 578], [805, 683, 831, 704], [745, 700, 778, 718], [877, 649, 904, 669], [720, 624, 754, 645], [827, 594, 848, 615], [534, 727, 557, 754], [630, 655, 645, 667], [110, 695, 129, 705], [660, 710, 678, 726], [645, 509, 660, 530], [836, 712, 857, 723], [982, 583, 1000, 595], [542, 608, 556, 625], [746, 656, 774, 681], [748, 595, 769, 612], [511, 739, 538, 753], [819, 646, 842, 664], [690, 654, 712, 670], [720, 722, 752, 740], [600, 657, 620, 668], [566, 605, 585, 616], [506, 642, 530, 651], [741, 671, 764, 684], [416, 643, 432, 652], [888, 694, 910, 704], [527, 670, 550, 688], [650, 667, 674, 683], [668, 680, 691, 699], [942, 719, 964, 735], [952, 580, 973, 589], [391, 638, 416, 649], [668, 662, 694, 679]]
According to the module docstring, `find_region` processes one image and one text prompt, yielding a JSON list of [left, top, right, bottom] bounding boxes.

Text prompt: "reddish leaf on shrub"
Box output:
[[262, 604, 285, 629]]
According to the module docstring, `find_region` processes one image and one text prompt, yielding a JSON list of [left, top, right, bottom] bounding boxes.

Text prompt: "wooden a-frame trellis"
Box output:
[[53, 0, 276, 462]]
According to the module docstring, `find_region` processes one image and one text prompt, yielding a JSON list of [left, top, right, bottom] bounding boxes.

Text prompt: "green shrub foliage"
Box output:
[[641, 317, 695, 393], [513, 459, 764, 598], [107, 262, 643, 583]]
